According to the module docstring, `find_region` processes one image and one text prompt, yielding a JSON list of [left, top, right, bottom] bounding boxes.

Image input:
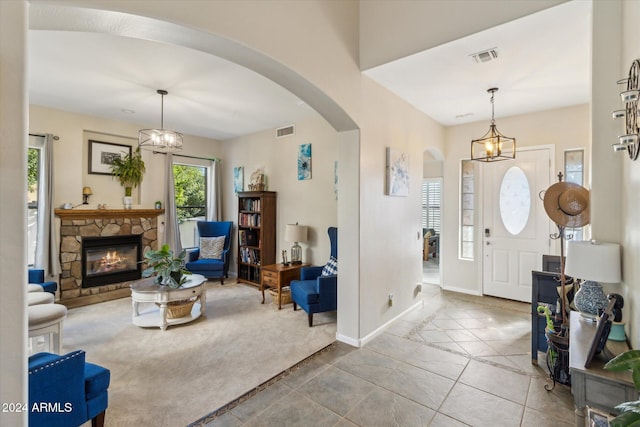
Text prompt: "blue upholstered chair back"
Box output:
[[328, 227, 337, 259], [197, 221, 233, 251]]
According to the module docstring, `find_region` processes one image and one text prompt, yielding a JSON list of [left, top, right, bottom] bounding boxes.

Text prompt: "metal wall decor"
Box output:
[[612, 59, 640, 160]]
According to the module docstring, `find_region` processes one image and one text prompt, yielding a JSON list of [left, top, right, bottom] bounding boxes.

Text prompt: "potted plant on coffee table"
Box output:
[[110, 146, 145, 209], [142, 244, 194, 318]]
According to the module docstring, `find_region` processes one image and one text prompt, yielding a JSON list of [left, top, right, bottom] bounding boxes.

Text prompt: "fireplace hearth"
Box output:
[[82, 235, 142, 287]]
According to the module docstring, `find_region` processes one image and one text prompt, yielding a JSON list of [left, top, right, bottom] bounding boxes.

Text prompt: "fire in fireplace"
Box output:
[[82, 235, 142, 287]]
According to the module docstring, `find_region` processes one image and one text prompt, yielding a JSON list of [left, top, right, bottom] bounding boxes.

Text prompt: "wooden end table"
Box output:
[[261, 263, 309, 309]]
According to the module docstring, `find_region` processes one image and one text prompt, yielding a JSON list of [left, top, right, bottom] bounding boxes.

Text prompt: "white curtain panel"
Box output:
[[207, 159, 222, 221], [165, 153, 182, 254], [35, 134, 61, 277]]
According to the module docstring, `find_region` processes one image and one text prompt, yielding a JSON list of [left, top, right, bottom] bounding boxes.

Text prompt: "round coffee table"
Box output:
[[130, 274, 206, 330]]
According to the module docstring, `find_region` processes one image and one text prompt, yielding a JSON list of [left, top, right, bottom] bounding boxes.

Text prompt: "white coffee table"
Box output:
[[130, 274, 206, 330]]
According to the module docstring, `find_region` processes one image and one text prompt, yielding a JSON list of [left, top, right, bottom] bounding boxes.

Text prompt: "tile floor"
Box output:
[[195, 284, 576, 427]]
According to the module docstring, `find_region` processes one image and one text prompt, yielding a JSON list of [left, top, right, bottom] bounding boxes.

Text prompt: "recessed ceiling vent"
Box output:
[[470, 48, 498, 63], [276, 124, 295, 138]]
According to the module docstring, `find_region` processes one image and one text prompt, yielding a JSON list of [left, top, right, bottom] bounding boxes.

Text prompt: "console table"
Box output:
[[130, 274, 206, 330], [568, 311, 637, 426]]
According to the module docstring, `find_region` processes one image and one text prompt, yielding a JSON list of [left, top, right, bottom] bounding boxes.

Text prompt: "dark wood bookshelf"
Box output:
[[237, 191, 276, 287]]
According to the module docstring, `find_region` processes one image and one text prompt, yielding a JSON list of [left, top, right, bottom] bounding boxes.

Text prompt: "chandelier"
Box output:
[[139, 89, 183, 153], [471, 88, 516, 162]]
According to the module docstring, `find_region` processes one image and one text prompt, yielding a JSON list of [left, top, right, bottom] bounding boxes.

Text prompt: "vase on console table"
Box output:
[[573, 280, 607, 321], [123, 196, 133, 210]]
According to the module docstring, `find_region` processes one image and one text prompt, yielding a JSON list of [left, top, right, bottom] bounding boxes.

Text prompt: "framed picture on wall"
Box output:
[[233, 166, 244, 194], [386, 147, 409, 196], [88, 140, 131, 175], [298, 143, 312, 180]]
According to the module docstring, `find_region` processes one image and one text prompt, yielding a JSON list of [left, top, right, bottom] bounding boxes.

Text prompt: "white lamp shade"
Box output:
[[285, 224, 308, 243], [565, 241, 621, 283]]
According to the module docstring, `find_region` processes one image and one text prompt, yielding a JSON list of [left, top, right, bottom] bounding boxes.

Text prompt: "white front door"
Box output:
[[482, 147, 552, 302]]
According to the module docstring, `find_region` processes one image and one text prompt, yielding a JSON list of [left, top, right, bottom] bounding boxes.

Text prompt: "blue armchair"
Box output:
[[290, 227, 337, 327], [186, 221, 233, 284], [28, 269, 57, 294], [29, 350, 110, 427]]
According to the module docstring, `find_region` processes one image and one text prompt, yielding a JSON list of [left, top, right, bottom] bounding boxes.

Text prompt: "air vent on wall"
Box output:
[[470, 48, 498, 63], [276, 125, 295, 138]]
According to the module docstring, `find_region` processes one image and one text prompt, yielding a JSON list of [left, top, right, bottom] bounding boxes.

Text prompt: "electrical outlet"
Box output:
[[388, 293, 394, 306]]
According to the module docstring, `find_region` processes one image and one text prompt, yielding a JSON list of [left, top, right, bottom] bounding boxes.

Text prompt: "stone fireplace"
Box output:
[[56, 208, 163, 303]]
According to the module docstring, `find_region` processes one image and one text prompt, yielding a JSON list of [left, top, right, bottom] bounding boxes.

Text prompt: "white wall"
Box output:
[[359, 0, 566, 69], [442, 104, 590, 295], [221, 115, 338, 268]]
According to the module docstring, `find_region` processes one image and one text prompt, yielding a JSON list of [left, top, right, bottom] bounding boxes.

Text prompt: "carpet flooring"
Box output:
[[61, 279, 337, 426]]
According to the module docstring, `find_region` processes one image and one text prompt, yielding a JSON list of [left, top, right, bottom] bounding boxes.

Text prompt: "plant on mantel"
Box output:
[[604, 349, 640, 426], [110, 146, 145, 197]]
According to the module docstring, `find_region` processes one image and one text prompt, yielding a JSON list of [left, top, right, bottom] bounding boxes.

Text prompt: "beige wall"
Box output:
[[29, 105, 224, 210], [0, 1, 28, 423], [221, 115, 338, 269], [442, 104, 590, 294], [1, 3, 637, 420], [620, 0, 640, 347]]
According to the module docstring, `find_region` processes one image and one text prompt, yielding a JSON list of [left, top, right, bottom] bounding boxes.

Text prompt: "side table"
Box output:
[[568, 311, 637, 426], [130, 274, 206, 330], [261, 263, 309, 310]]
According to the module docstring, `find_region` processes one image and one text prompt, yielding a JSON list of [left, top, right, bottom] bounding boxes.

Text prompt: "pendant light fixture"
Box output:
[[471, 88, 516, 162], [139, 89, 183, 153]]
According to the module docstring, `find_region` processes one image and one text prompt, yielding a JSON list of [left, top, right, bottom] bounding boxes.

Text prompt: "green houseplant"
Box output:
[[604, 349, 640, 426], [142, 243, 191, 289], [110, 146, 146, 197]]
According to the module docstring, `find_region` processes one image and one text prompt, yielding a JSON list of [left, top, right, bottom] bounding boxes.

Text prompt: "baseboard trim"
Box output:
[[335, 299, 424, 348]]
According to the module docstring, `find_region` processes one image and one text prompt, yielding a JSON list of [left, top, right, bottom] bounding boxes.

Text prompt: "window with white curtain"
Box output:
[[422, 179, 441, 233], [174, 162, 208, 249], [27, 135, 44, 266]]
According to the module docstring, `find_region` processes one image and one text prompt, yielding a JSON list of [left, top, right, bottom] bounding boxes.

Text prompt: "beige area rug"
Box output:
[[62, 279, 337, 426]]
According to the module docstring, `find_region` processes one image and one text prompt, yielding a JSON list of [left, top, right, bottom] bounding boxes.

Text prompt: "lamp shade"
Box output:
[[565, 241, 621, 283], [82, 187, 93, 196], [285, 224, 308, 243]]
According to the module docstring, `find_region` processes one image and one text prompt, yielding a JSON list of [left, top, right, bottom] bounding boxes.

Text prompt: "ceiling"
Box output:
[[28, 1, 591, 141]]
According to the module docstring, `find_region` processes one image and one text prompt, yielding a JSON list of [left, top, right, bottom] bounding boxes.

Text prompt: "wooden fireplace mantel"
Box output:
[[54, 208, 165, 220]]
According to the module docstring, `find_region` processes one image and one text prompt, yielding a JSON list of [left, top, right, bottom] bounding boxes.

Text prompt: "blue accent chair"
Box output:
[[29, 350, 110, 427], [290, 227, 337, 327], [186, 221, 233, 284], [28, 269, 57, 294]]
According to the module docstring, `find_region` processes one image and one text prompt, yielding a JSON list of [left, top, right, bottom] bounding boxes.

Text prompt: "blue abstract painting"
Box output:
[[298, 143, 312, 180], [233, 166, 243, 193], [386, 147, 409, 196]]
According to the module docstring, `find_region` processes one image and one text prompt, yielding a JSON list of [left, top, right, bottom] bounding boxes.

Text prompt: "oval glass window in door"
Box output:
[[499, 166, 530, 235]]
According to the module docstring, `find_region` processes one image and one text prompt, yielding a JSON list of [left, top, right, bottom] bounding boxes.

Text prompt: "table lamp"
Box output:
[[82, 187, 93, 204], [565, 241, 621, 321], [285, 223, 308, 265]]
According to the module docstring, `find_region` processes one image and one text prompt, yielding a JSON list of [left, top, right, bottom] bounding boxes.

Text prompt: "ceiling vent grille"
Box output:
[[470, 48, 498, 63], [276, 125, 295, 138]]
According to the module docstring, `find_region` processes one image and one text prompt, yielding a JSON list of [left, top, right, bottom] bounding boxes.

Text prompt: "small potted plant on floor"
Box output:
[[110, 146, 145, 209], [604, 349, 640, 426]]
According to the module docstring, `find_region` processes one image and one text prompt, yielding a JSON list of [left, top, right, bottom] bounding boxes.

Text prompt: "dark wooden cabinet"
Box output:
[[237, 191, 276, 287], [531, 270, 563, 365]]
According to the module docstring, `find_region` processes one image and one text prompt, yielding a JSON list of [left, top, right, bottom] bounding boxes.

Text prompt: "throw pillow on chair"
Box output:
[[321, 256, 338, 276], [200, 236, 225, 259]]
